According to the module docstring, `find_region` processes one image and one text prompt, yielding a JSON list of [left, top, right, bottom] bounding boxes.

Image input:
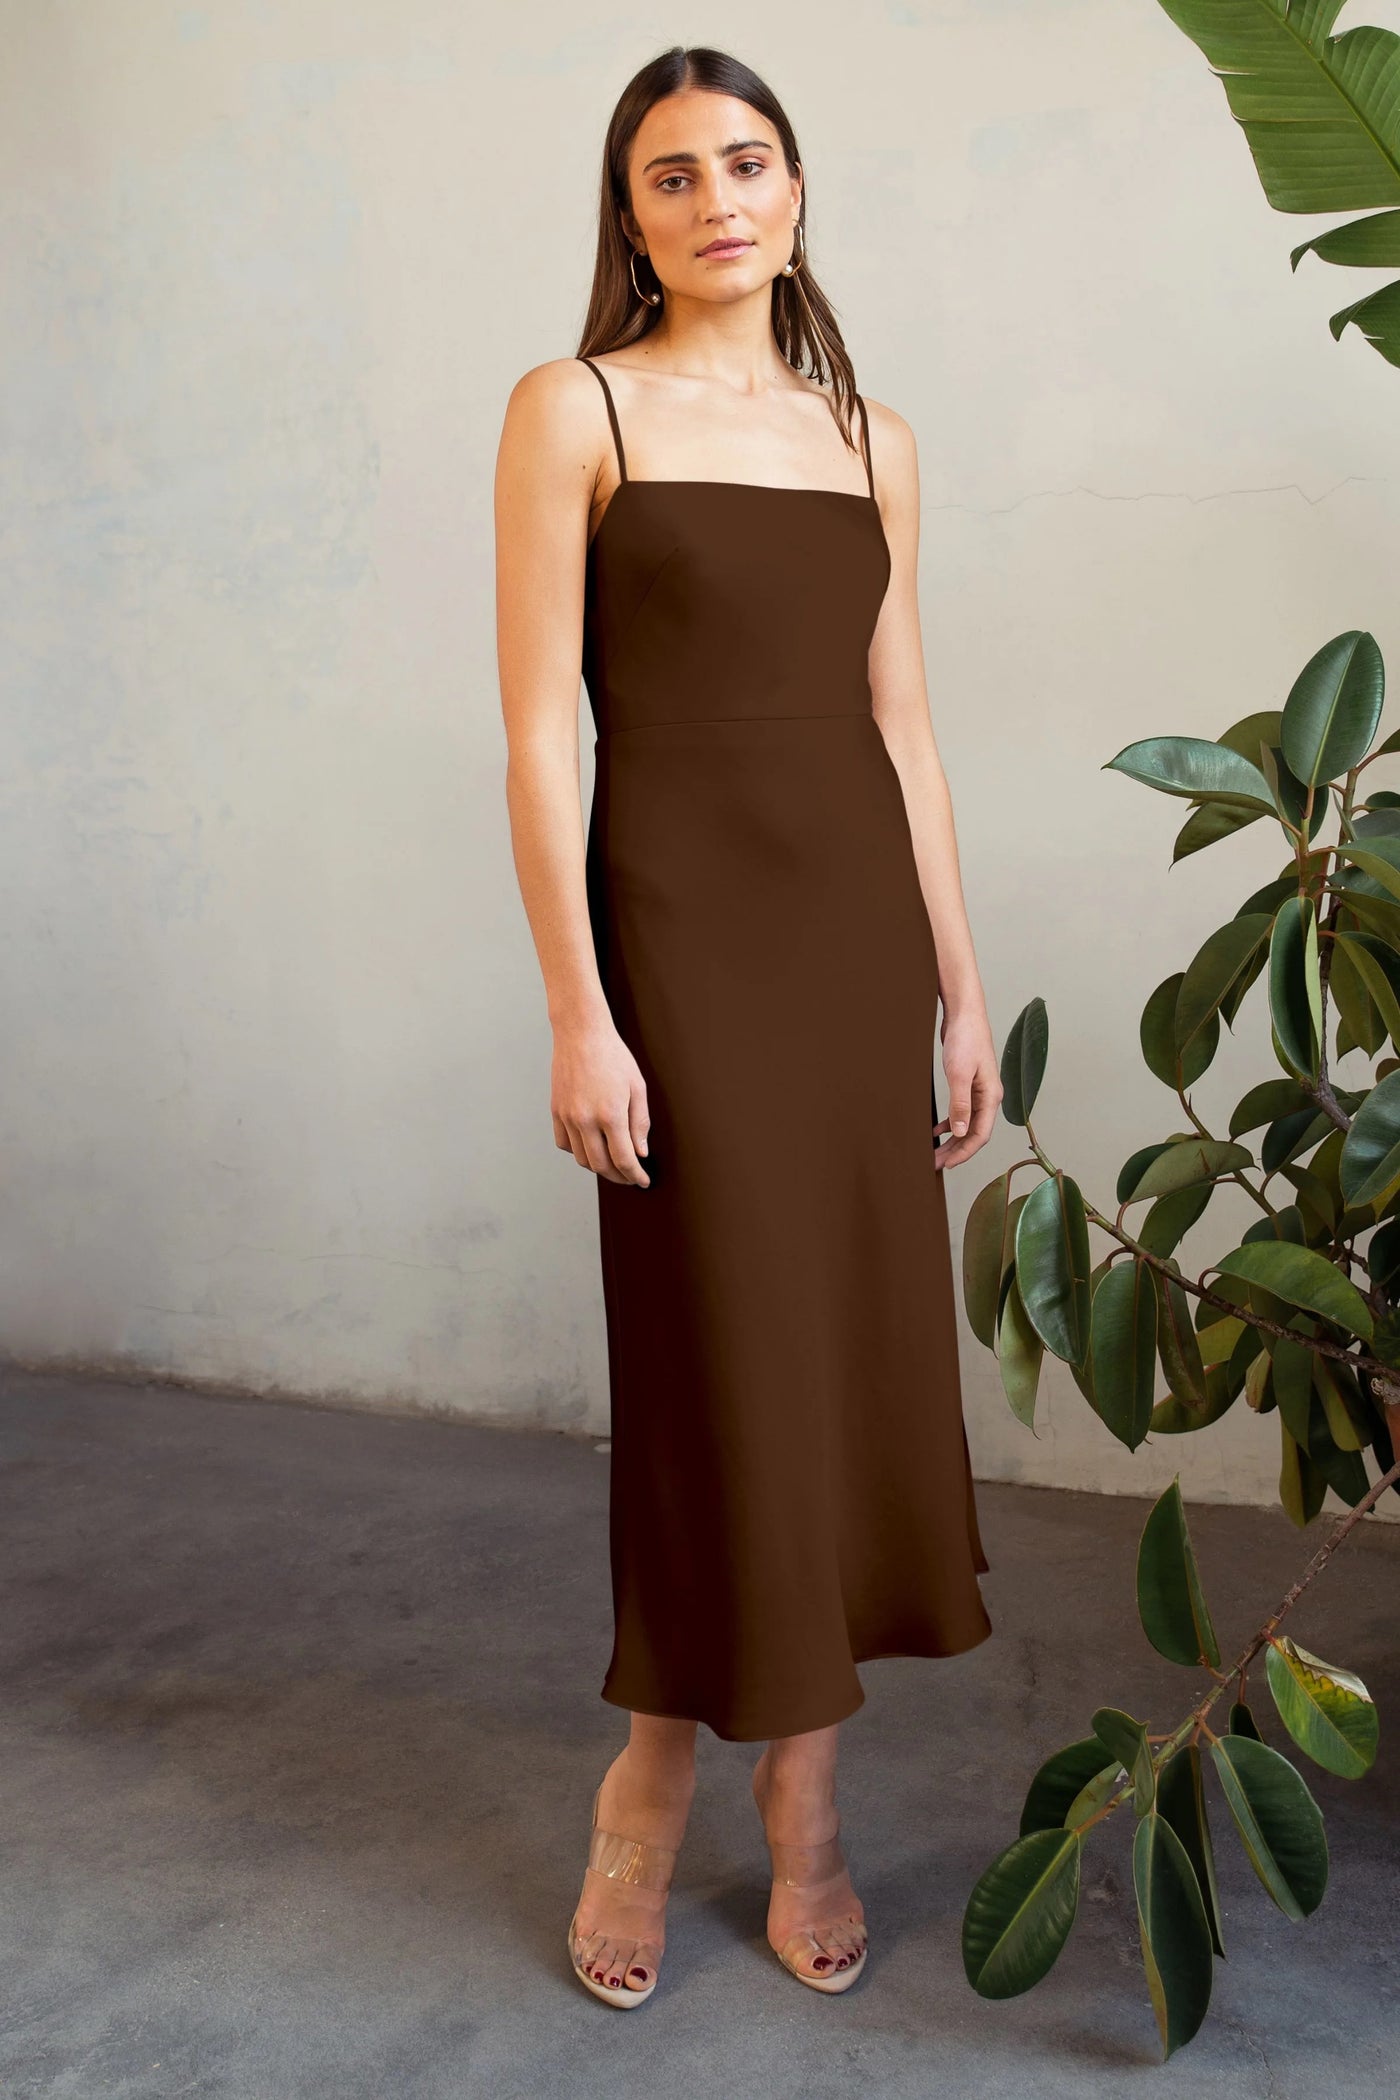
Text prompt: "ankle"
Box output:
[[602, 1744, 695, 1822], [619, 1735, 696, 1780], [755, 1751, 835, 1806]]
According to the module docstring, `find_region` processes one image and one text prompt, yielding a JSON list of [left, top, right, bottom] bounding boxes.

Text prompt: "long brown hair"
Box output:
[[576, 46, 861, 449]]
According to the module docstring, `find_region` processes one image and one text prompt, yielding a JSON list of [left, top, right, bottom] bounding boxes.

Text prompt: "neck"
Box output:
[[631, 284, 794, 393]]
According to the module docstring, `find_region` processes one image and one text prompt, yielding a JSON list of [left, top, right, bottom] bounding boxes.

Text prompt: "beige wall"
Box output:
[[4, 0, 1399, 1520]]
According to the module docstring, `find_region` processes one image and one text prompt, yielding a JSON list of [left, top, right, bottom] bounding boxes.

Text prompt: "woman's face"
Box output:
[[621, 90, 802, 306]]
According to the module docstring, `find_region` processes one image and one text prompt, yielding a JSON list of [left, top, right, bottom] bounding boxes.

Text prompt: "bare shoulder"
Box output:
[[858, 395, 916, 470], [501, 356, 610, 458], [853, 397, 916, 522], [505, 354, 601, 419]]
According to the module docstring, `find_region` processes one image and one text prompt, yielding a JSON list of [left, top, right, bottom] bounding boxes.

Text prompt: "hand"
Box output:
[[933, 1004, 1002, 1170], [551, 1017, 651, 1187]]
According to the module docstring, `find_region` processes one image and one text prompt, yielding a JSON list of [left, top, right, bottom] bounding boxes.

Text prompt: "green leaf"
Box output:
[[997, 1271, 1043, 1431], [1122, 1136, 1253, 1202], [1172, 798, 1261, 862], [1153, 0, 1400, 370], [1339, 1067, 1400, 1209], [1154, 1263, 1210, 1414], [1089, 1259, 1158, 1451], [1330, 885, 1400, 951], [1019, 1737, 1122, 1837], [1104, 735, 1275, 810], [1133, 1808, 1214, 2060], [1208, 1734, 1329, 1922], [1214, 1240, 1374, 1342], [1014, 1173, 1094, 1367], [1141, 974, 1218, 1091], [1280, 632, 1386, 787], [1137, 1477, 1221, 1669], [1304, 1379, 1372, 1505], [1268, 896, 1322, 1083], [1329, 278, 1400, 365], [1064, 1759, 1130, 1830], [1264, 1635, 1379, 1780], [1334, 931, 1400, 1049], [963, 1172, 1025, 1350], [1152, 1, 1400, 209], [1280, 1420, 1329, 1527], [1149, 1358, 1242, 1434], [1271, 1335, 1316, 1449], [1177, 915, 1273, 1052], [1313, 1355, 1368, 1451], [1171, 712, 1291, 861], [1293, 207, 1400, 269], [1229, 1699, 1263, 1742], [1000, 999, 1048, 1127], [1338, 836, 1400, 906], [1136, 1179, 1215, 1258], [1092, 1706, 1156, 1818], [961, 1826, 1082, 1998], [1230, 1076, 1318, 1138], [1326, 933, 1386, 1058], [1196, 1309, 1245, 1358], [1158, 1742, 1226, 1959]]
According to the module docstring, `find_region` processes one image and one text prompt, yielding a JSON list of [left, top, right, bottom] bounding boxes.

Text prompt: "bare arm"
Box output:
[[495, 358, 650, 1187], [863, 400, 1002, 1168]]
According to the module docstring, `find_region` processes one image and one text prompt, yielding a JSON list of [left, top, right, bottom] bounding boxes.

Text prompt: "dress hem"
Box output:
[[599, 1611, 995, 1743]]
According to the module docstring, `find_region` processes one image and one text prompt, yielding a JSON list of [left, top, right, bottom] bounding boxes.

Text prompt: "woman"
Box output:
[[495, 45, 1002, 2007]]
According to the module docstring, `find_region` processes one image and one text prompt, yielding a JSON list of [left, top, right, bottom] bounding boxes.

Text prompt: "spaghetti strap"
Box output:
[[855, 394, 875, 500], [579, 357, 629, 483]]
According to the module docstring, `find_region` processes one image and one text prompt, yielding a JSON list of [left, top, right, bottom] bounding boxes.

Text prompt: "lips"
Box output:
[[698, 239, 753, 258]]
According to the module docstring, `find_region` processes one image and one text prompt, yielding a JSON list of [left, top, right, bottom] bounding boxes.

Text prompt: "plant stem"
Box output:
[[1019, 1127, 1380, 1379], [1075, 1451, 1400, 1834]]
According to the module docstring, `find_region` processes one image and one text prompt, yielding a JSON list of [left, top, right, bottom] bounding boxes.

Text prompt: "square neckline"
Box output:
[[586, 476, 881, 555]]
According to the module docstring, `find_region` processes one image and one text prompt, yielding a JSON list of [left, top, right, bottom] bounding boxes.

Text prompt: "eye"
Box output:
[[734, 159, 766, 176], [656, 172, 691, 192]]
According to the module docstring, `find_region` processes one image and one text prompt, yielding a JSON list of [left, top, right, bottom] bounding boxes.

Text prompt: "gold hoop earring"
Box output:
[[780, 221, 805, 278], [629, 247, 662, 306]]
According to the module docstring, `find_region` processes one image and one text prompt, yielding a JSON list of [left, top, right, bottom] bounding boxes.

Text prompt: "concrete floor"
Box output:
[[1, 1369, 1396, 2099]]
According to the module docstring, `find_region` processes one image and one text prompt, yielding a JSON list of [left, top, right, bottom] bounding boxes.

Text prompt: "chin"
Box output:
[[688, 272, 771, 304]]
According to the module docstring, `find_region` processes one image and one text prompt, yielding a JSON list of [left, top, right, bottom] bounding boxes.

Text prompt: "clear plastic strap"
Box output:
[[766, 1830, 846, 1887], [586, 1824, 678, 1890]]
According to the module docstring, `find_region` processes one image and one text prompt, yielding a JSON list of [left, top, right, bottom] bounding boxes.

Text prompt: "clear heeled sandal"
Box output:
[[765, 1824, 869, 1993], [567, 1780, 680, 2009]]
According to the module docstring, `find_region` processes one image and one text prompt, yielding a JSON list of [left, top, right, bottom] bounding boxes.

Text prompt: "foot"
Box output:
[[751, 1745, 867, 1982], [570, 1745, 695, 1996]]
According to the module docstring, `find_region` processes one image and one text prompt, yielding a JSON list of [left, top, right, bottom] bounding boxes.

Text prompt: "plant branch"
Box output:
[[1075, 1450, 1400, 1835], [1017, 1130, 1385, 1380]]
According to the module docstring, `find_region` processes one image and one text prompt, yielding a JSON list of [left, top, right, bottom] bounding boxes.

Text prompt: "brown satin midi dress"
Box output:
[[578, 356, 992, 1742]]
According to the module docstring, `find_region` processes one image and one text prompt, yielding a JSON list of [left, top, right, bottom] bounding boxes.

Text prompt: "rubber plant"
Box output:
[[959, 639, 1398, 2051], [957, 1, 1400, 2057]]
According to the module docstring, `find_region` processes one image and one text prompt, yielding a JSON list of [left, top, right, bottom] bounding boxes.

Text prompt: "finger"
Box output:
[[578, 1119, 630, 1185], [603, 1113, 650, 1188], [934, 1112, 994, 1167], [552, 1111, 573, 1152], [971, 1097, 1001, 1140], [630, 1088, 650, 1163], [562, 1119, 593, 1172], [932, 1117, 975, 1168]]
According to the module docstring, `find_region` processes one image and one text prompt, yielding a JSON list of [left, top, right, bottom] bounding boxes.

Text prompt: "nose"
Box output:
[[697, 173, 738, 221]]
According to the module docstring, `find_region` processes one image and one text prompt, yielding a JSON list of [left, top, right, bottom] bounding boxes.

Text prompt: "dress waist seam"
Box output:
[[596, 709, 874, 736]]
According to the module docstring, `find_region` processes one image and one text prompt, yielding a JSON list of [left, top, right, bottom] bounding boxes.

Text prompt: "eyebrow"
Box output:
[[640, 137, 774, 174]]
